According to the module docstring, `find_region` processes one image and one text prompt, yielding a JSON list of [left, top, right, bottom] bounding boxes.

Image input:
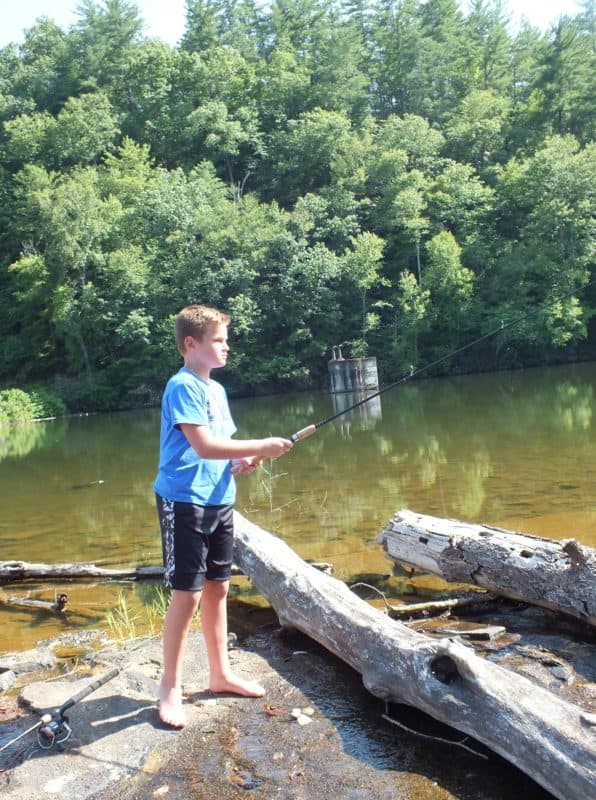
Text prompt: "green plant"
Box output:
[[0, 389, 37, 424], [27, 386, 67, 418], [105, 586, 170, 641], [106, 592, 143, 641], [0, 386, 66, 424], [146, 585, 170, 633]]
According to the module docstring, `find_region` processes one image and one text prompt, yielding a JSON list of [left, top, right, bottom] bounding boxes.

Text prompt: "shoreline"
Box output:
[[0, 626, 557, 800]]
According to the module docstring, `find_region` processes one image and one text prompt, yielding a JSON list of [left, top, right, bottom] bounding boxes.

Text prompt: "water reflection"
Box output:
[[1, 362, 596, 651], [0, 419, 67, 461], [331, 391, 382, 439], [235, 364, 596, 558]]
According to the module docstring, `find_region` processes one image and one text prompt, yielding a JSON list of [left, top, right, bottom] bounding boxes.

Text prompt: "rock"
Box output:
[[0, 646, 56, 674], [290, 707, 313, 725], [20, 679, 75, 712], [0, 670, 16, 692]]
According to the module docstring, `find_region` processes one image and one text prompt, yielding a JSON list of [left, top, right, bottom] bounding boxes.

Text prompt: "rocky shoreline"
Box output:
[[0, 625, 558, 800]]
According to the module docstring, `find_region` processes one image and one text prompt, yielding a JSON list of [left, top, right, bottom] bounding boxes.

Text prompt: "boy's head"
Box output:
[[174, 305, 231, 355]]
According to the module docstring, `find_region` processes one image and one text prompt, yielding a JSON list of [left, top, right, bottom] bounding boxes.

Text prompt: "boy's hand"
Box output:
[[259, 437, 293, 458], [230, 456, 262, 475]]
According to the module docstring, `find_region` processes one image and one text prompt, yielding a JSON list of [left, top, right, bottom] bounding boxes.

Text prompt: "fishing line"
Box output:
[[289, 278, 596, 443]]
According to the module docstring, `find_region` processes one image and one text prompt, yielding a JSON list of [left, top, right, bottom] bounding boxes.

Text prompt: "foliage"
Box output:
[[106, 586, 170, 640], [0, 0, 594, 409], [0, 386, 66, 423]]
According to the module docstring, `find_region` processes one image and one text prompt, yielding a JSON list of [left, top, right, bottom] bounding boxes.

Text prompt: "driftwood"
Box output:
[[0, 561, 164, 583], [0, 590, 100, 620], [376, 510, 596, 626], [0, 591, 68, 613], [0, 560, 330, 585], [232, 510, 595, 800], [350, 583, 498, 619]]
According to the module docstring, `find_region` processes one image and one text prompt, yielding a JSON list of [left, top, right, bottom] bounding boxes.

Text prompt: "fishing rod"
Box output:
[[0, 667, 119, 754], [289, 279, 596, 443]]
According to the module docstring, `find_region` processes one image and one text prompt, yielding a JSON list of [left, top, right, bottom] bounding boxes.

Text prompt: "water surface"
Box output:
[[1, 362, 595, 651]]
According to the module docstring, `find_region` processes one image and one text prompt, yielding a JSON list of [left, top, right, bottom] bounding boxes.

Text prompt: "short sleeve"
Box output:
[[168, 379, 209, 427]]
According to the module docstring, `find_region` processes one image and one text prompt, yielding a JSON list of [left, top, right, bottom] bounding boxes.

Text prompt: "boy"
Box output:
[[154, 304, 293, 728]]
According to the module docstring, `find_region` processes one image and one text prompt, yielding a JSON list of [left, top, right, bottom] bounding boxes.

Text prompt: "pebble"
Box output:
[[291, 707, 314, 725]]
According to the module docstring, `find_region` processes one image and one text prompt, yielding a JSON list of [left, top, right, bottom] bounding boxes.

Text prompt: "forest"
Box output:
[[0, 0, 594, 413]]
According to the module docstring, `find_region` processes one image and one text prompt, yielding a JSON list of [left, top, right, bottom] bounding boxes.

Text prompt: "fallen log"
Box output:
[[0, 591, 69, 613], [376, 510, 596, 627], [232, 510, 595, 800], [0, 590, 100, 620], [0, 561, 164, 583], [0, 560, 331, 585], [349, 583, 499, 619]]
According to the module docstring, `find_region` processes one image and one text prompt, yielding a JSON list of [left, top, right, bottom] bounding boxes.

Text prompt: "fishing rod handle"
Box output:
[[58, 667, 120, 714], [290, 424, 317, 443]]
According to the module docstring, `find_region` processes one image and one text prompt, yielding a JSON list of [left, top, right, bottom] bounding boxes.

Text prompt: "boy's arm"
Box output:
[[179, 423, 292, 460]]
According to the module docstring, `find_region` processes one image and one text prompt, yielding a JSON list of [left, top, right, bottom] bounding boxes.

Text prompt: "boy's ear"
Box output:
[[183, 334, 197, 352]]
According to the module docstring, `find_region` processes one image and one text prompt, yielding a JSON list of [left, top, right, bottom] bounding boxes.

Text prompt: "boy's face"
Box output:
[[184, 323, 229, 375]]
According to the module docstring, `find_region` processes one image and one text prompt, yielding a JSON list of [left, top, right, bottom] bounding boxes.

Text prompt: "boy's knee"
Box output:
[[204, 579, 229, 598], [171, 588, 202, 609]]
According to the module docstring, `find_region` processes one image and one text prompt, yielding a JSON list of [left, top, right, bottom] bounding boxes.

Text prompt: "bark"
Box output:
[[0, 591, 68, 613], [0, 590, 98, 619], [0, 561, 165, 583], [232, 510, 596, 800], [350, 584, 498, 618], [376, 510, 596, 626], [0, 560, 329, 584]]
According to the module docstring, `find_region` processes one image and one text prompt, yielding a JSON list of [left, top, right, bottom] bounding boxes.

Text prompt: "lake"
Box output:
[[1, 361, 595, 653]]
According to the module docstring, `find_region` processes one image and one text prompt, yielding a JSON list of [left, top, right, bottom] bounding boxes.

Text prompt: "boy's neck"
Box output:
[[184, 360, 211, 381]]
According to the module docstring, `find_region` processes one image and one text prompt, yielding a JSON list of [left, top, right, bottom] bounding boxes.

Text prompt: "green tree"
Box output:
[[71, 0, 144, 90], [423, 230, 475, 354], [532, 16, 595, 142], [418, 0, 470, 122], [0, 18, 75, 113], [486, 135, 594, 361], [341, 231, 387, 346], [369, 0, 424, 116], [393, 269, 431, 368], [463, 0, 510, 93], [47, 91, 119, 167], [443, 89, 511, 171], [267, 108, 356, 202]]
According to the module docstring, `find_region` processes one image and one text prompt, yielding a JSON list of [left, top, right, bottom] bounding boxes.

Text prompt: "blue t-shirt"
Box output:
[[153, 367, 237, 505]]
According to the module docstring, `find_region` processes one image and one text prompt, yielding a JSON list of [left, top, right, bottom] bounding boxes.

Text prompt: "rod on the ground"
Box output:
[[0, 668, 120, 754], [54, 667, 119, 716]]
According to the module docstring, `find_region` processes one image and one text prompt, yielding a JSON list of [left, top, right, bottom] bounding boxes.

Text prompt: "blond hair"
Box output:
[[174, 305, 231, 354]]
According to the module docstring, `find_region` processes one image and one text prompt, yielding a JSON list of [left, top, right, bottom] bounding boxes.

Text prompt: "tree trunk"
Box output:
[[232, 510, 596, 800], [0, 559, 328, 584], [0, 591, 69, 613], [0, 561, 165, 583], [376, 510, 596, 626]]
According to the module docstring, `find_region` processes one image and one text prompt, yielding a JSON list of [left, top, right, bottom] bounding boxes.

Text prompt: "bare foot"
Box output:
[[209, 674, 265, 697], [158, 685, 186, 728]]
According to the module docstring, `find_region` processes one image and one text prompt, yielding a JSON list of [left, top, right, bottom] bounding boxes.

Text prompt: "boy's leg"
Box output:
[[159, 588, 201, 727], [201, 579, 265, 697], [155, 494, 207, 727]]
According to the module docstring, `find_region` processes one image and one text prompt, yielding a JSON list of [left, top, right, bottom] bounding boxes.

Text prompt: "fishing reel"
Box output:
[[37, 712, 72, 750], [0, 667, 118, 758]]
